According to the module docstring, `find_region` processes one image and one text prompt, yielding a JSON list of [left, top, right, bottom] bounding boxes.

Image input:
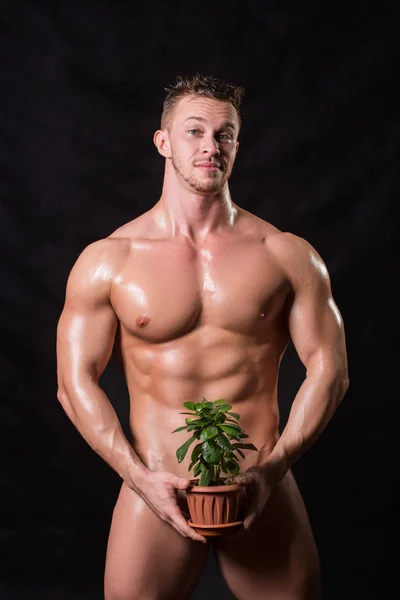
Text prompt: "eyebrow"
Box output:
[[183, 116, 236, 131]]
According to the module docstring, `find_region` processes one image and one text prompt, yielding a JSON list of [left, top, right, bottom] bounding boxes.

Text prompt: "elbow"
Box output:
[[57, 386, 68, 406], [57, 383, 77, 424], [57, 384, 71, 409], [336, 370, 350, 408], [342, 373, 350, 394]]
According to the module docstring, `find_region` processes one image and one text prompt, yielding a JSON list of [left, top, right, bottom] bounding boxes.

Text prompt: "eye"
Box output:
[[188, 129, 201, 135], [219, 133, 233, 141]]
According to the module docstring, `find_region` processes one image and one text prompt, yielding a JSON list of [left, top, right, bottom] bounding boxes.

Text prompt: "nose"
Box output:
[[201, 134, 220, 156]]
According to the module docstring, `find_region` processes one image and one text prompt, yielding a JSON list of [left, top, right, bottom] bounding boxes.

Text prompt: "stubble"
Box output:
[[171, 153, 231, 194]]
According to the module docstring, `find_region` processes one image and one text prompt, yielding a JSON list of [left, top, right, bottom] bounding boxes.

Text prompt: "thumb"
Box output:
[[233, 474, 249, 485], [243, 513, 256, 531], [176, 477, 191, 489]]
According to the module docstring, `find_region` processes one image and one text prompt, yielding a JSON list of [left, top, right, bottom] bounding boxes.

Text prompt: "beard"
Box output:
[[171, 152, 232, 193]]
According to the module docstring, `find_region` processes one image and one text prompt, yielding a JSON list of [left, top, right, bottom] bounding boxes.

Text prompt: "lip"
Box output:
[[196, 163, 221, 170]]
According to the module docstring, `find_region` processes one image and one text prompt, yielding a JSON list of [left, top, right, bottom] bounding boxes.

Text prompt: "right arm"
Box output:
[[56, 239, 206, 542], [56, 239, 146, 488]]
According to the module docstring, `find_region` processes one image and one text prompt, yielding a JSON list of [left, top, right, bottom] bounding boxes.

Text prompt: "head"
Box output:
[[154, 74, 245, 194]]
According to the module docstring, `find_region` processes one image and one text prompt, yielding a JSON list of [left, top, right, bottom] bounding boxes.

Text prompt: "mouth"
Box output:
[[195, 163, 221, 171]]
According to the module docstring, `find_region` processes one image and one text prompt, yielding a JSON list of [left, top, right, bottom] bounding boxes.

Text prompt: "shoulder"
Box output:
[[266, 231, 330, 287], [71, 237, 131, 275], [236, 209, 328, 282], [66, 237, 131, 299]]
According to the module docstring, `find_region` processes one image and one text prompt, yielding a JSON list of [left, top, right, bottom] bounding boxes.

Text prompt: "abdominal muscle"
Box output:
[[120, 324, 284, 477]]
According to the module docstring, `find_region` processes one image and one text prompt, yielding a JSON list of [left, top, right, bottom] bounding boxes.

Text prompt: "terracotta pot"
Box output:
[[186, 479, 244, 536]]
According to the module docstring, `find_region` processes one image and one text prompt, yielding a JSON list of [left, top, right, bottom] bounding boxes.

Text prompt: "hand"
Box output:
[[233, 465, 275, 534], [134, 470, 207, 544]]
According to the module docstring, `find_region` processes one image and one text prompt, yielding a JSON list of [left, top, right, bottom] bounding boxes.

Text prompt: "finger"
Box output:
[[243, 513, 257, 531], [233, 474, 247, 485], [173, 476, 192, 490], [170, 508, 207, 543]]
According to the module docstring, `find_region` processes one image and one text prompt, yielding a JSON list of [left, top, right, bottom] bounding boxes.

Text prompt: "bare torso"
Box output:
[[57, 201, 336, 599], [109, 204, 290, 475]]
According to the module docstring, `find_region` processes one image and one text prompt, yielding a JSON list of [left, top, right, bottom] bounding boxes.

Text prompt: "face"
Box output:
[[161, 95, 240, 194]]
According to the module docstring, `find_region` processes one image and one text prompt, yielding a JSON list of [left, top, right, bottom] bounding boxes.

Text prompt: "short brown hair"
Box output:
[[161, 73, 245, 130]]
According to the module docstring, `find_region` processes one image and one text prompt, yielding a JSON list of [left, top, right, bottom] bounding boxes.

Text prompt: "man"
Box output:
[[56, 73, 349, 600]]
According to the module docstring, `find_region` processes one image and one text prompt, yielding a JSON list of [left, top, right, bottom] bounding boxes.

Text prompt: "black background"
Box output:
[[1, 1, 398, 598]]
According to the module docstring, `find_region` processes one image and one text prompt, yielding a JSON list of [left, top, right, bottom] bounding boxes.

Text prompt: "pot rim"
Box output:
[[187, 478, 245, 493]]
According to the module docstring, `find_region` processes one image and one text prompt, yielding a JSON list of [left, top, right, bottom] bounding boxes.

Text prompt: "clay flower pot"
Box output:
[[172, 397, 258, 536], [186, 479, 245, 536]]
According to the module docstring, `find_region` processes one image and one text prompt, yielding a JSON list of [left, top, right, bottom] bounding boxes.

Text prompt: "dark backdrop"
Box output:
[[1, 1, 398, 599]]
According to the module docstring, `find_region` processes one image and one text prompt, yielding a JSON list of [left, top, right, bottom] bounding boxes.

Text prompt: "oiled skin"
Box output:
[[111, 211, 288, 473], [56, 95, 349, 600]]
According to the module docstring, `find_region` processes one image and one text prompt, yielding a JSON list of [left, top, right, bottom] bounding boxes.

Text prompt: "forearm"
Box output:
[[57, 380, 148, 490], [260, 368, 349, 481]]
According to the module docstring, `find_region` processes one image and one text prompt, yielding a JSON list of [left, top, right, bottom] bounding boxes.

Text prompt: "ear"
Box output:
[[235, 140, 239, 154], [153, 129, 171, 158]]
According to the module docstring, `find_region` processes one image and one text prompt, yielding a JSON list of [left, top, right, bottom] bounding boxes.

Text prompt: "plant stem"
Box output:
[[213, 465, 219, 483]]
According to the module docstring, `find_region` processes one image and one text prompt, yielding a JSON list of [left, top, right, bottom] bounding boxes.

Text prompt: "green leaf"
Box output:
[[179, 412, 197, 415], [193, 462, 202, 477], [215, 404, 232, 413], [213, 398, 229, 405], [215, 413, 227, 424], [226, 461, 240, 476], [235, 448, 246, 459], [199, 467, 212, 486], [201, 441, 223, 465], [220, 421, 241, 430], [222, 457, 230, 470], [243, 443, 258, 451], [183, 402, 196, 411], [185, 417, 199, 425], [186, 425, 199, 432], [214, 433, 232, 452], [227, 412, 240, 420], [191, 443, 203, 462], [176, 435, 197, 463], [219, 424, 242, 436], [233, 443, 259, 452], [171, 425, 188, 433], [189, 417, 212, 427], [225, 422, 242, 430], [200, 425, 219, 441], [200, 397, 213, 408]]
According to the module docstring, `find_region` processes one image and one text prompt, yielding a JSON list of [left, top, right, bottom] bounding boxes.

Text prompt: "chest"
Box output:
[[111, 238, 289, 343]]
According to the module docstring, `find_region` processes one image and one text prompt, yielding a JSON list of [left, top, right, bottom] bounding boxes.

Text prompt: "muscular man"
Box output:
[[56, 74, 349, 600]]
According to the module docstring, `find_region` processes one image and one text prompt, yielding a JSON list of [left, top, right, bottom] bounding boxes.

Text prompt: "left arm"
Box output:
[[235, 235, 349, 531], [262, 234, 349, 480]]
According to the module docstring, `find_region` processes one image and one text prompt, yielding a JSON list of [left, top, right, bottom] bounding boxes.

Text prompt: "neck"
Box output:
[[152, 170, 238, 245]]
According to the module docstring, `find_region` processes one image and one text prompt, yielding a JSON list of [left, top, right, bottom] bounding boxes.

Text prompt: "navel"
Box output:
[[258, 309, 265, 319], [136, 314, 150, 328]]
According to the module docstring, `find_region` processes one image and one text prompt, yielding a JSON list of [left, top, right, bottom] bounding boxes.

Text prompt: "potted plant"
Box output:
[[172, 397, 258, 536]]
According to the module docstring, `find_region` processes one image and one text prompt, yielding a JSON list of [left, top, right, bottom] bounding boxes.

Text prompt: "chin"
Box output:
[[191, 180, 224, 194], [188, 172, 227, 194]]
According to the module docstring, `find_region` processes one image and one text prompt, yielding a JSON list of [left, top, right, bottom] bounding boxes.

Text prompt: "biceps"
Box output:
[[57, 304, 118, 384], [288, 292, 345, 369]]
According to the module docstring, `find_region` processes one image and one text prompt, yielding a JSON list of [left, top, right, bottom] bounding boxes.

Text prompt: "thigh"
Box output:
[[104, 482, 210, 600], [212, 471, 321, 600]]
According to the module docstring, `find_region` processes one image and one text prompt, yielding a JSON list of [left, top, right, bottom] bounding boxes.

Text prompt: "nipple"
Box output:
[[136, 315, 150, 328]]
